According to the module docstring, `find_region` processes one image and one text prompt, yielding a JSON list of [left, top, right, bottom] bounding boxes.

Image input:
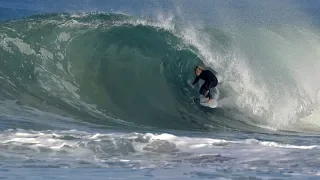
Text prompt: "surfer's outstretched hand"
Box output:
[[187, 80, 194, 88]]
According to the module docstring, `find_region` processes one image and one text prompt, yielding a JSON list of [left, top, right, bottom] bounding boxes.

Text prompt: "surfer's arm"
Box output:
[[192, 76, 200, 85]]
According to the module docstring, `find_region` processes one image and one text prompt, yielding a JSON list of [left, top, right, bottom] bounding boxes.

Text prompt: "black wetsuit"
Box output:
[[192, 70, 218, 99]]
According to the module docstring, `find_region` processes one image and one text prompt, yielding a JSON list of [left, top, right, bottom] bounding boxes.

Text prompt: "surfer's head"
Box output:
[[194, 66, 204, 76]]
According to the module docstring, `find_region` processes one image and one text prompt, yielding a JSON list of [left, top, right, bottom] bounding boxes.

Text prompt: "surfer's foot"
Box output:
[[207, 98, 214, 103]]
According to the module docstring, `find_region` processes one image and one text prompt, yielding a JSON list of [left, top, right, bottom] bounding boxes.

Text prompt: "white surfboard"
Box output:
[[199, 95, 218, 108], [197, 79, 220, 108]]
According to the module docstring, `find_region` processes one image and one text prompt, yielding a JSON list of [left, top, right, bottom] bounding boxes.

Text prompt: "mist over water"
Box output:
[[169, 0, 320, 132]]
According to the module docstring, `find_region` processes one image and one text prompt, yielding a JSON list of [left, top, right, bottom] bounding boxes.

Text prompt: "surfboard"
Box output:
[[194, 79, 220, 108], [199, 95, 218, 108]]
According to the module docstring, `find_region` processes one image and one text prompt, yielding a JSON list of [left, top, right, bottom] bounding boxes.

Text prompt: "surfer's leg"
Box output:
[[199, 83, 209, 98], [200, 83, 212, 103], [206, 83, 217, 103], [205, 82, 213, 99], [206, 90, 212, 99]]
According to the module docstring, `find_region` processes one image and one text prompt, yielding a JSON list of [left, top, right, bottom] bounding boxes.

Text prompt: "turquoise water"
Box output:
[[1, 1, 320, 179]]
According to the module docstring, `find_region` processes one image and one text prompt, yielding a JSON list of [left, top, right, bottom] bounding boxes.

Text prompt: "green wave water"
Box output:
[[1, 13, 320, 133], [0, 13, 229, 131]]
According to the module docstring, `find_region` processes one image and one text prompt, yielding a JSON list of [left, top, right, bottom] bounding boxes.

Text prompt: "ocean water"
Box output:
[[1, 0, 320, 179]]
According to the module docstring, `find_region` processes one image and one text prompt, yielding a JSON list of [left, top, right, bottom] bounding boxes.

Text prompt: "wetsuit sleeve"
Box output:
[[192, 76, 200, 85]]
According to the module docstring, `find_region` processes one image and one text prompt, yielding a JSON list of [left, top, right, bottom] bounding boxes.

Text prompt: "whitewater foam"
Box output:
[[1, 129, 318, 156], [0, 129, 319, 172], [39, 47, 54, 60], [4, 37, 36, 55], [58, 32, 71, 42]]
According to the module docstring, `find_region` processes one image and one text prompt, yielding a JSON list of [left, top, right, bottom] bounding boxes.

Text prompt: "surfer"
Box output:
[[190, 66, 218, 103]]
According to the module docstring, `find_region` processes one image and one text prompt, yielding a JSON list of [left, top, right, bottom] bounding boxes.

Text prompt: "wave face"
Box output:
[[0, 13, 224, 131], [1, 13, 320, 133]]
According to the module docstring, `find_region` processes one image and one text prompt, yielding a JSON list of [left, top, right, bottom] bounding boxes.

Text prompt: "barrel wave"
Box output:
[[0, 13, 225, 131], [1, 13, 320, 133]]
